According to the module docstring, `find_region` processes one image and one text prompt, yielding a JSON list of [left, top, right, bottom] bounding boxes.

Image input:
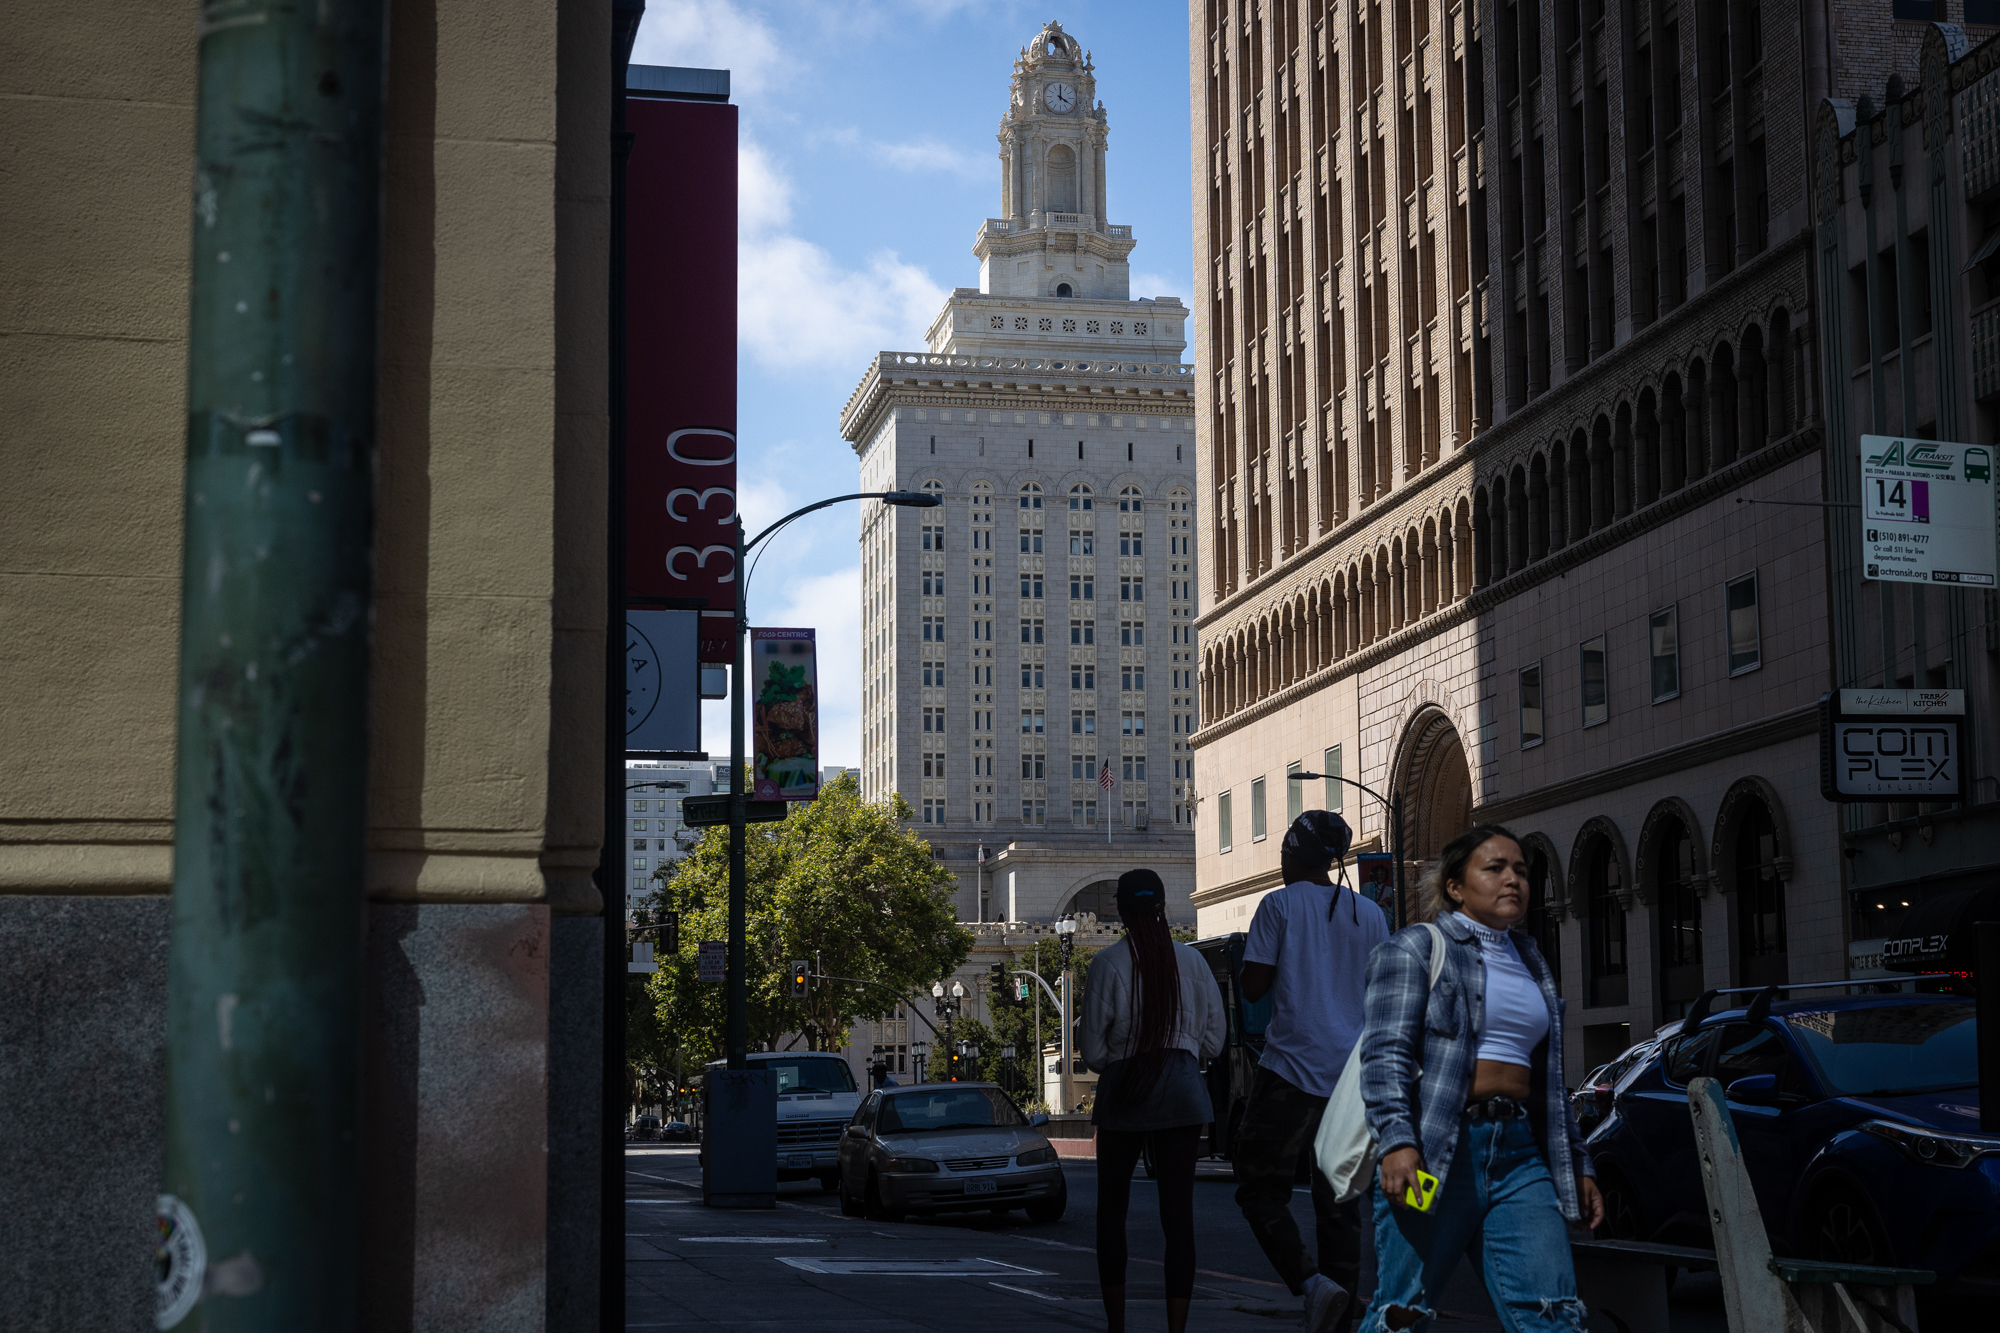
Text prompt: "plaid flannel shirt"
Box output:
[[1359, 912, 1594, 1222]]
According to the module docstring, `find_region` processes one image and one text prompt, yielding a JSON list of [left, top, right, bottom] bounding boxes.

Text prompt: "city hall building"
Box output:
[[840, 22, 1204, 930], [1186, 0, 2000, 1070]]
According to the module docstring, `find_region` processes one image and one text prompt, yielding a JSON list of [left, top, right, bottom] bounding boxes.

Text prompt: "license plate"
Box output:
[[965, 1178, 997, 1195], [787, 1155, 814, 1169]]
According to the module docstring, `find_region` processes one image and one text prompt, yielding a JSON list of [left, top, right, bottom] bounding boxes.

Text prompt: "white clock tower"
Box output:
[[842, 19, 1199, 989], [925, 21, 1184, 362]]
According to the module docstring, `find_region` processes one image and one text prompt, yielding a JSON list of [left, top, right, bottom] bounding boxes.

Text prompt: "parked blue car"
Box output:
[[1585, 987, 1999, 1293]]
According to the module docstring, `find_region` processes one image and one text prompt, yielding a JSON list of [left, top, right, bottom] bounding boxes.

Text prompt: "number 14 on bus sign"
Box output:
[[1860, 435, 1996, 586]]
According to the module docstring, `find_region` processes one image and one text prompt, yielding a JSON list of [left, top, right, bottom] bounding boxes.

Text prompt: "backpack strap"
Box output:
[[1420, 921, 1448, 991]]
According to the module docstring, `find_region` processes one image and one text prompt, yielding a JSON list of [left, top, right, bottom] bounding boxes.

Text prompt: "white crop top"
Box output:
[[1455, 913, 1550, 1065]]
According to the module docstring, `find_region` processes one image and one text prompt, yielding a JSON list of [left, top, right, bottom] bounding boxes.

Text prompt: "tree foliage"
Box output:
[[642, 774, 973, 1060], [984, 936, 1101, 1072]]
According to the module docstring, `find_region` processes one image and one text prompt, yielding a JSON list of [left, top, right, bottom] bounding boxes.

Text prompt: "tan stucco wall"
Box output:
[[1, 0, 607, 909], [0, 2, 196, 894]]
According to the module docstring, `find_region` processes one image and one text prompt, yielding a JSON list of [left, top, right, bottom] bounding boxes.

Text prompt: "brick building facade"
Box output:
[[1186, 0, 1998, 1071]]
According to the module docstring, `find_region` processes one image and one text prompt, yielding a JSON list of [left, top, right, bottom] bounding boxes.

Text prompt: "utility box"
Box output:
[[701, 1067, 776, 1207]]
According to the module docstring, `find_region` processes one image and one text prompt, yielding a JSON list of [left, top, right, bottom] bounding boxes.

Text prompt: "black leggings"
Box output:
[[1096, 1123, 1203, 1300]]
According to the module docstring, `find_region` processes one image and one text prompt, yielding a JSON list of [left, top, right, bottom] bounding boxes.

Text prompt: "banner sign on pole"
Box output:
[[1859, 435, 1997, 586], [751, 628, 819, 801], [1818, 690, 1967, 802], [1354, 852, 1395, 913], [625, 608, 700, 754], [626, 84, 739, 662]]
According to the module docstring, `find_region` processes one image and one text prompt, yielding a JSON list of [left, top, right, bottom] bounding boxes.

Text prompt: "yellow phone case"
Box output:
[[1403, 1170, 1440, 1212]]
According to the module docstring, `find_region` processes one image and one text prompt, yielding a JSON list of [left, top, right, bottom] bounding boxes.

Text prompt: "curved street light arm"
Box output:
[[1009, 969, 1064, 1013], [1290, 770, 1393, 814]]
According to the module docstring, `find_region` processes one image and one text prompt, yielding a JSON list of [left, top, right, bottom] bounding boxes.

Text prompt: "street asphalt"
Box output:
[[626, 1144, 1732, 1332]]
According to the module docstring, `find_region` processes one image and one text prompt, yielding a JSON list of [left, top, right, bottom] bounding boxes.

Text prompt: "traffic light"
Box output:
[[947, 1049, 963, 1081], [988, 962, 1008, 1006], [787, 961, 809, 998]]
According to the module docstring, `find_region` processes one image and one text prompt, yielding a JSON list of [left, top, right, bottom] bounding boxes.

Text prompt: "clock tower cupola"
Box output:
[[925, 21, 1182, 361]]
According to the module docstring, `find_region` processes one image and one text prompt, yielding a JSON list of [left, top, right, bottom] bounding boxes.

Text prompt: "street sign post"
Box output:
[[1860, 435, 1997, 586], [1818, 689, 1968, 803]]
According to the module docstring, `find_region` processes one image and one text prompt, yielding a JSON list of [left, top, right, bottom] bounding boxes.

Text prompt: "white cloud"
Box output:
[[737, 139, 794, 236], [869, 137, 987, 180], [630, 0, 787, 95], [736, 137, 946, 371], [740, 234, 945, 371], [698, 564, 862, 769], [1129, 270, 1190, 304]]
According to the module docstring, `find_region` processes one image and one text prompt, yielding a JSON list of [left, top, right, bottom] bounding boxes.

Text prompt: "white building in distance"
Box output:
[[841, 20, 1201, 930]]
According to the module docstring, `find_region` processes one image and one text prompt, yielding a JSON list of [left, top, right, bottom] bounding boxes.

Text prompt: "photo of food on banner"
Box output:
[[751, 628, 819, 801]]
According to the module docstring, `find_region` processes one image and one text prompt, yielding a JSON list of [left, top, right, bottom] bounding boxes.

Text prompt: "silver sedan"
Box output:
[[835, 1083, 1067, 1223]]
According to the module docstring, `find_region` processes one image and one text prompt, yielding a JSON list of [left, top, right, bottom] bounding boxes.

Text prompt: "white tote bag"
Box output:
[[1313, 921, 1447, 1203]]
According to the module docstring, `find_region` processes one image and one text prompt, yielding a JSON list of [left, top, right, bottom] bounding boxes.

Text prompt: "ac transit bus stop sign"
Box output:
[[1859, 435, 1996, 585], [1819, 689, 1967, 802]]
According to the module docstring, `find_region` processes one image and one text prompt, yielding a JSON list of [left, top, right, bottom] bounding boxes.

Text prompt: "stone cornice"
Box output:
[[1188, 863, 1284, 908], [1472, 704, 1820, 826], [1188, 424, 1823, 750], [841, 351, 1196, 449]]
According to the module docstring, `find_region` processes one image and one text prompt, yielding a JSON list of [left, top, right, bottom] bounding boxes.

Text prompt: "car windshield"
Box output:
[[878, 1087, 1023, 1133], [760, 1058, 857, 1095], [1784, 1002, 1977, 1096]]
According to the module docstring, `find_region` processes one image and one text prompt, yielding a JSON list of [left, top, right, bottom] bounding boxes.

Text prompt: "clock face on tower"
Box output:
[[1044, 81, 1076, 113]]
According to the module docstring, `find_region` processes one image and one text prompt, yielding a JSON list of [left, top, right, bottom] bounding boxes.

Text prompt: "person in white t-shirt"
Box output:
[[1232, 810, 1388, 1333]]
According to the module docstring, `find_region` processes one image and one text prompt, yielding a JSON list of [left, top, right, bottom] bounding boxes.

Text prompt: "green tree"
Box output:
[[986, 937, 1102, 1077], [645, 773, 973, 1061]]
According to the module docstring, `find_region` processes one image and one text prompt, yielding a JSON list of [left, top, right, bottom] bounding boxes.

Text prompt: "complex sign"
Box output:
[[1818, 689, 1967, 802], [626, 90, 738, 661], [751, 628, 819, 800], [1860, 435, 1997, 586]]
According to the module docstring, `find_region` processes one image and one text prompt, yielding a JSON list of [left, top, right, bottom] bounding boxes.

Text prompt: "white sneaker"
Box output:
[[1302, 1273, 1351, 1333]]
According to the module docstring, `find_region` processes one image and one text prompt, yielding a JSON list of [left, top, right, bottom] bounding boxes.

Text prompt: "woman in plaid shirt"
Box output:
[[1355, 826, 1604, 1333]]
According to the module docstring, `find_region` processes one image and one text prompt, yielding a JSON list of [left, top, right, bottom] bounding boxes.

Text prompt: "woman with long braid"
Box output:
[[1081, 868, 1226, 1333]]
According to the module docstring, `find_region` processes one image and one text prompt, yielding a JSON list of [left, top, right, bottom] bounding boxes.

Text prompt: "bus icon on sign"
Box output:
[[1968, 447, 1992, 482]]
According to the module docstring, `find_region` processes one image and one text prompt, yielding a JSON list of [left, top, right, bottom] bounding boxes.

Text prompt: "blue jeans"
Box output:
[[1357, 1119, 1586, 1333]]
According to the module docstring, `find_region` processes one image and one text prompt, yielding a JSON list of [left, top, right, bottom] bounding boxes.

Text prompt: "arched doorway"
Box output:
[[1060, 879, 1119, 923], [1394, 707, 1473, 861]]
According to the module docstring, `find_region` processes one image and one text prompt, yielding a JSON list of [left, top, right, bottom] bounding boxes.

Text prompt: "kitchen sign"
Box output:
[[1859, 435, 1997, 586], [1818, 689, 1967, 802]]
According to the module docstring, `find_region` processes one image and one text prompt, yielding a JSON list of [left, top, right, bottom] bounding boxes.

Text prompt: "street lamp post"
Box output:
[[722, 490, 939, 1069], [1289, 768, 1408, 929], [1054, 915, 1078, 1111]]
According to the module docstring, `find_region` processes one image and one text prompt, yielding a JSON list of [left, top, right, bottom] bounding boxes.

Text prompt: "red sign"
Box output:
[[626, 93, 738, 661]]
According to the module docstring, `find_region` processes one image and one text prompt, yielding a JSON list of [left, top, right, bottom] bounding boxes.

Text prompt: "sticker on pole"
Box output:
[[1860, 436, 1997, 585], [155, 1194, 206, 1329]]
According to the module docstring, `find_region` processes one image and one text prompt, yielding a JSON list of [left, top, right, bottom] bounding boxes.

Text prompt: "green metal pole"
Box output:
[[160, 1, 384, 1327], [728, 515, 749, 1069]]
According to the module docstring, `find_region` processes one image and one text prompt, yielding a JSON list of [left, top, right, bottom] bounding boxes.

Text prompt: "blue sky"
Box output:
[[631, 1, 1194, 767]]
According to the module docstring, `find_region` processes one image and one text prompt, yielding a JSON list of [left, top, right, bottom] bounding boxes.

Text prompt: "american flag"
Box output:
[[1098, 761, 1115, 792]]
